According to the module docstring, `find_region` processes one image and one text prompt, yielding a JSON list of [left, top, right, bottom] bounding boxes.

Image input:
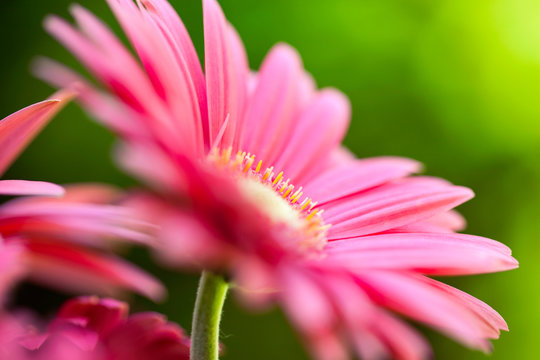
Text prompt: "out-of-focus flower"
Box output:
[[0, 296, 190, 360], [0, 93, 164, 302], [40, 0, 518, 358]]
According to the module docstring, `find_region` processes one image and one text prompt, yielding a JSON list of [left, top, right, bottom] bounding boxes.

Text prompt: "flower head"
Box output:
[[0, 296, 190, 360], [40, 0, 518, 358], [0, 93, 164, 302]]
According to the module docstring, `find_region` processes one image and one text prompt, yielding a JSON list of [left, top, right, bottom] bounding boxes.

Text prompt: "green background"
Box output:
[[1, 0, 539, 358]]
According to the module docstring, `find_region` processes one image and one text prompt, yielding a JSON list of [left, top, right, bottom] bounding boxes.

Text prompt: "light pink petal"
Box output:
[[425, 210, 467, 231], [241, 44, 305, 166], [385, 210, 467, 234], [24, 240, 165, 301], [368, 311, 432, 360], [0, 180, 64, 197], [324, 233, 517, 275], [0, 91, 72, 176], [203, 0, 248, 150], [273, 89, 350, 184], [324, 178, 474, 239], [358, 271, 502, 351], [303, 157, 422, 205], [115, 141, 188, 194], [278, 267, 339, 351]]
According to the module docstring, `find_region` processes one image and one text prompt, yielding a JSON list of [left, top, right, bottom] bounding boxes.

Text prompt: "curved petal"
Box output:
[[303, 157, 422, 205], [203, 0, 248, 150], [324, 233, 517, 275], [324, 178, 474, 239], [0, 180, 64, 197], [358, 272, 504, 351], [273, 89, 351, 184], [0, 91, 72, 176], [23, 239, 165, 302]]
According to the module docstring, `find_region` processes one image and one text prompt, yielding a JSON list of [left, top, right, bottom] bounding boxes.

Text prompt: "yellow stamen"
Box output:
[[273, 171, 284, 185]]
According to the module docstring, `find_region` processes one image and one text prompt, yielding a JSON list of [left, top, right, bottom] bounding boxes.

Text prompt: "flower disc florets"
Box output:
[[207, 147, 329, 252]]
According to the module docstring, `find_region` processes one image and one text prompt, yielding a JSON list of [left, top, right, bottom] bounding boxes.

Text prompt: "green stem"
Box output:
[[190, 271, 229, 360]]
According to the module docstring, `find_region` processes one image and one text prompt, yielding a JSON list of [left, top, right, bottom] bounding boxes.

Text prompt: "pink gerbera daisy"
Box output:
[[0, 296, 190, 360], [0, 92, 164, 302], [39, 0, 518, 358]]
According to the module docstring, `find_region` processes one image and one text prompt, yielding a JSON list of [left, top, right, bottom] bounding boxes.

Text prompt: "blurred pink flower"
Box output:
[[0, 93, 164, 302], [40, 0, 518, 358], [0, 296, 190, 360]]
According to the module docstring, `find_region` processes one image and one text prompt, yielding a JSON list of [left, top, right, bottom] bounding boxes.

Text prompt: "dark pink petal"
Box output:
[[138, 0, 209, 145], [54, 296, 128, 336], [104, 0, 205, 155], [0, 91, 72, 176], [0, 180, 64, 197], [104, 312, 190, 360], [303, 157, 422, 205], [0, 241, 25, 305], [324, 233, 517, 275], [23, 240, 165, 301], [203, 0, 248, 150]]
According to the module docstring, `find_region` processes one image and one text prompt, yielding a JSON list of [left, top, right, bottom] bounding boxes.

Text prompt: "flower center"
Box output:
[[207, 147, 329, 252]]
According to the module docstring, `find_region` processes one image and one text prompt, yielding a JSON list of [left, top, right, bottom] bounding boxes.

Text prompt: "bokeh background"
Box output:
[[1, 0, 539, 358]]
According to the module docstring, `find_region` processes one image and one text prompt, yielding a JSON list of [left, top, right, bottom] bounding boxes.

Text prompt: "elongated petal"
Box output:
[[358, 272, 503, 350], [0, 180, 64, 197], [304, 157, 422, 205], [325, 179, 474, 239], [23, 239, 165, 301], [241, 44, 305, 166], [204, 0, 247, 150], [324, 233, 517, 275], [0, 91, 72, 176], [273, 89, 350, 184]]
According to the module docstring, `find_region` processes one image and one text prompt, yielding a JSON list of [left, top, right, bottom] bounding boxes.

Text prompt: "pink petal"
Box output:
[[0, 241, 25, 305], [203, 0, 248, 150], [368, 311, 432, 360], [358, 271, 502, 351], [55, 296, 129, 336], [24, 239, 165, 301], [0, 91, 72, 176], [324, 233, 517, 275], [138, 0, 209, 145], [0, 180, 64, 197], [303, 157, 422, 205], [34, 57, 150, 140], [241, 44, 305, 167], [273, 89, 351, 184], [324, 178, 474, 239]]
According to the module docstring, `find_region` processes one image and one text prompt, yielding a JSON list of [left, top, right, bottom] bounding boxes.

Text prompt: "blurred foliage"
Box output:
[[1, 0, 539, 359]]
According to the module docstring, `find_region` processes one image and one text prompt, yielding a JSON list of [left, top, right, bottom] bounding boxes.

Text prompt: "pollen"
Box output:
[[207, 147, 328, 251]]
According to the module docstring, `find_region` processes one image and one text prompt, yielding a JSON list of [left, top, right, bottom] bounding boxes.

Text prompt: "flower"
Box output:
[[0, 296, 190, 360], [40, 0, 518, 358], [0, 93, 164, 302]]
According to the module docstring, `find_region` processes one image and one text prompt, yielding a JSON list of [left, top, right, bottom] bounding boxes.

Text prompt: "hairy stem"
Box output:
[[190, 271, 229, 360]]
